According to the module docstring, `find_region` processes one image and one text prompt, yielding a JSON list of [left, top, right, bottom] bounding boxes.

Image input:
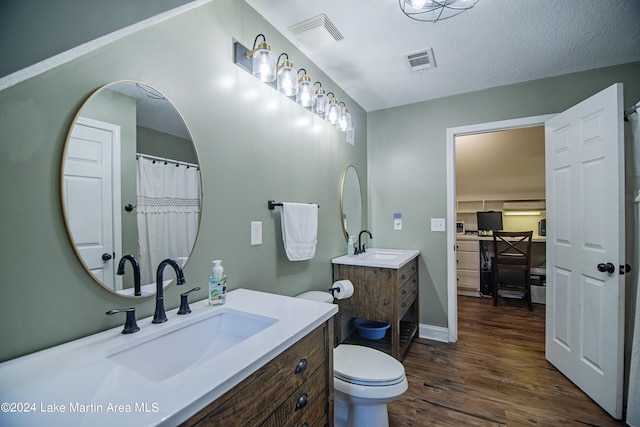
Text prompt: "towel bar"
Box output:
[[268, 200, 319, 210]]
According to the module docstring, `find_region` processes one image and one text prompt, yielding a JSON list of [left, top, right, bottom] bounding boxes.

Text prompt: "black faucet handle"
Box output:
[[106, 308, 140, 334], [177, 287, 201, 315]]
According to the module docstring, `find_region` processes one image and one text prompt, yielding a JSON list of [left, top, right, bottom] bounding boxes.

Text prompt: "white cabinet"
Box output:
[[456, 239, 479, 295]]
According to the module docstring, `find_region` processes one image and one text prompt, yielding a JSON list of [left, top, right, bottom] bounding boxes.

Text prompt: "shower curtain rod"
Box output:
[[136, 153, 199, 169]]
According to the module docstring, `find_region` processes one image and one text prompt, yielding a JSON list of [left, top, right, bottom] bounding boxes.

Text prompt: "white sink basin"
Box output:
[[362, 250, 402, 260], [107, 308, 277, 382], [332, 248, 420, 268], [0, 289, 337, 427]]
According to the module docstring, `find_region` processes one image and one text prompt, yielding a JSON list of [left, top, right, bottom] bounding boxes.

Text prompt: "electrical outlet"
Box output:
[[431, 218, 445, 232], [251, 221, 262, 246]]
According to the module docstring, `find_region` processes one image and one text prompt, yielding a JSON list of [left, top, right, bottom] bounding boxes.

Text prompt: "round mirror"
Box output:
[[61, 81, 201, 297], [339, 165, 362, 242]]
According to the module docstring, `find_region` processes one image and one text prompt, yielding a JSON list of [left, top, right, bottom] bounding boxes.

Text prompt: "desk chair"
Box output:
[[492, 231, 533, 311]]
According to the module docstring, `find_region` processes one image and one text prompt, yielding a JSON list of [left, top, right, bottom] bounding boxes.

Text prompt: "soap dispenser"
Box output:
[[209, 260, 226, 305], [347, 235, 355, 257]]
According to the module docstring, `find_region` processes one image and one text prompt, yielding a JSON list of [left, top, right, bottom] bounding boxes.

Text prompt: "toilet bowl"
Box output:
[[296, 291, 408, 427]]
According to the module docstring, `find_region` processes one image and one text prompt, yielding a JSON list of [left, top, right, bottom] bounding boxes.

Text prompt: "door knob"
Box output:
[[102, 253, 113, 261], [621, 264, 632, 274], [597, 262, 615, 274]]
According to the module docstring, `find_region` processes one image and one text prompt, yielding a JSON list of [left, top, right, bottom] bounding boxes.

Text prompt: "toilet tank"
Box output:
[[296, 291, 334, 303]]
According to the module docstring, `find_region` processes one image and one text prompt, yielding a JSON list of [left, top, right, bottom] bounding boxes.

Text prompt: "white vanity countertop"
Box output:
[[0, 289, 337, 427], [332, 248, 420, 269]]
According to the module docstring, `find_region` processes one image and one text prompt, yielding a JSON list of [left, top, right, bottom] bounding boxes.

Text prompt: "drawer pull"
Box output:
[[294, 358, 308, 374], [295, 393, 309, 411]]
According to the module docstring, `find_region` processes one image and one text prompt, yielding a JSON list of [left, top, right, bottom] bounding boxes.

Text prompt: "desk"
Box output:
[[456, 234, 546, 297]]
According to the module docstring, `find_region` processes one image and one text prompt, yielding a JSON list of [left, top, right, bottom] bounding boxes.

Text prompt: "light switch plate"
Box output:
[[251, 221, 262, 246], [431, 218, 445, 232]]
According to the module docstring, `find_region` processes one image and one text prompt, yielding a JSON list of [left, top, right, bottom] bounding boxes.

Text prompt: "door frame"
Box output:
[[445, 114, 555, 342]]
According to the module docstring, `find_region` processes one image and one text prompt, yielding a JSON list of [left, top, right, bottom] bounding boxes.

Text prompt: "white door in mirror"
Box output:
[[64, 117, 121, 290]]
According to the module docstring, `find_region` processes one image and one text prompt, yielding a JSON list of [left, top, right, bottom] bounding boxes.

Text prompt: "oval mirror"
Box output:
[[339, 165, 362, 242], [61, 81, 201, 297]]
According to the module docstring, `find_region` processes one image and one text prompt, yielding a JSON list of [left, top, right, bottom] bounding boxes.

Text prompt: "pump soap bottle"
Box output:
[[347, 235, 355, 257], [209, 260, 226, 305]]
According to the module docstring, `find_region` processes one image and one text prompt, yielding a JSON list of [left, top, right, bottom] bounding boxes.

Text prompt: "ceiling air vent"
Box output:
[[405, 48, 436, 72], [288, 14, 344, 51]]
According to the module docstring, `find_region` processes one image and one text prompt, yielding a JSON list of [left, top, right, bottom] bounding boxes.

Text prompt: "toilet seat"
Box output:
[[334, 345, 406, 386]]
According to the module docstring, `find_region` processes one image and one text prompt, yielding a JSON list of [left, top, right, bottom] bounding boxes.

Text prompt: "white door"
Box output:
[[63, 117, 122, 291], [545, 83, 625, 418]]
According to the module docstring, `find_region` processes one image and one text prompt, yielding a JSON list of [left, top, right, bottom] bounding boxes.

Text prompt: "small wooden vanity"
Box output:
[[183, 318, 334, 426], [332, 249, 420, 360]]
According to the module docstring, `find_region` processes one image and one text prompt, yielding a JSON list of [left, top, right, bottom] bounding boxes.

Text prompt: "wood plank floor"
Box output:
[[387, 296, 625, 426]]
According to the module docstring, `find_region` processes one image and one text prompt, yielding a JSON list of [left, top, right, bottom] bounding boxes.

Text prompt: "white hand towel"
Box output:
[[280, 202, 318, 261]]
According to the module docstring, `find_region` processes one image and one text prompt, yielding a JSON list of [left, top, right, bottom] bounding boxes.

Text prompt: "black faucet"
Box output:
[[177, 287, 201, 315], [356, 229, 373, 255], [152, 258, 186, 324], [106, 307, 140, 334], [117, 255, 142, 296]]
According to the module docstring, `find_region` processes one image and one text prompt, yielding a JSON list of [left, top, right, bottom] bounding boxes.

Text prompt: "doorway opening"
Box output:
[[445, 115, 555, 342]]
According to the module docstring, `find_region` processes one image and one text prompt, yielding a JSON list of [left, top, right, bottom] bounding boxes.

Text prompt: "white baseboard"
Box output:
[[419, 323, 450, 342]]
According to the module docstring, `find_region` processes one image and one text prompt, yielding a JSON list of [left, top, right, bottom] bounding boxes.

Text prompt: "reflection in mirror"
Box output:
[[339, 165, 362, 242], [61, 81, 201, 298]]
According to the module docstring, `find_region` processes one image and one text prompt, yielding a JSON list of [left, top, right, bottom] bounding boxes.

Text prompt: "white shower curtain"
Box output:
[[136, 157, 201, 285], [627, 104, 640, 427]]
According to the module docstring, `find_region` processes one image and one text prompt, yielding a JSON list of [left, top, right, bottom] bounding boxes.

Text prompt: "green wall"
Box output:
[[368, 61, 640, 328], [0, 0, 367, 362], [0, 0, 196, 77]]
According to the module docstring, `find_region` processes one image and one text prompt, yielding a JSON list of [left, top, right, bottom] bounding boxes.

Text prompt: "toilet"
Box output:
[[296, 291, 408, 427]]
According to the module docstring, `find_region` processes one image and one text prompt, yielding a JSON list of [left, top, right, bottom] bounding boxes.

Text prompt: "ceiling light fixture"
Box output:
[[296, 69, 313, 107], [399, 0, 479, 23]]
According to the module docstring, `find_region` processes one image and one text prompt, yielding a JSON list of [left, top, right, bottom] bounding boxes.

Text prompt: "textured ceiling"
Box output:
[[245, 0, 640, 112]]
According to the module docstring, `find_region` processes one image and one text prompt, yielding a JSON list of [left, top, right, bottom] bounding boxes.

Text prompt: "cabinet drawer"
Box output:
[[457, 269, 480, 289], [398, 275, 417, 316], [185, 325, 326, 426], [261, 366, 327, 427], [457, 251, 478, 269], [399, 259, 418, 287], [457, 240, 478, 252]]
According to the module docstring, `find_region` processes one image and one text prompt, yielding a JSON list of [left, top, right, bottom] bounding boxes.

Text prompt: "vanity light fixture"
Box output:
[[325, 93, 341, 125], [276, 53, 299, 97], [399, 0, 479, 23], [296, 69, 314, 108], [312, 82, 328, 117], [246, 34, 276, 82], [337, 102, 352, 132], [233, 39, 353, 137]]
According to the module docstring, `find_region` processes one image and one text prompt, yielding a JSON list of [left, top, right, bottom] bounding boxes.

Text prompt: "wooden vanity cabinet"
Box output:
[[333, 258, 418, 360], [182, 317, 334, 427]]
